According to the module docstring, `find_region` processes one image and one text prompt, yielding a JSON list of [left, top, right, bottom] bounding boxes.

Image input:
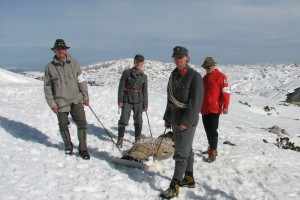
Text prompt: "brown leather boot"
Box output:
[[160, 179, 180, 199], [179, 175, 195, 188]]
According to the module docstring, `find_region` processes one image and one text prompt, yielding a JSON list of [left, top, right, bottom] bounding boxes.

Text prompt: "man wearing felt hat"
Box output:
[[160, 46, 204, 199], [116, 54, 148, 148], [44, 39, 90, 160], [201, 56, 230, 163]]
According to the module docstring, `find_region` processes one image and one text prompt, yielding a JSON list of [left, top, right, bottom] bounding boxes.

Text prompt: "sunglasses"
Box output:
[[55, 47, 67, 50], [55, 42, 65, 46]]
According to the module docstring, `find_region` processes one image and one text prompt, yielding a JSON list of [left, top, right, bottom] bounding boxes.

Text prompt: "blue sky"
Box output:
[[0, 0, 300, 71]]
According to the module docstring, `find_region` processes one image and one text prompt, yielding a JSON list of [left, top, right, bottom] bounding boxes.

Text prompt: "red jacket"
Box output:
[[201, 69, 230, 115]]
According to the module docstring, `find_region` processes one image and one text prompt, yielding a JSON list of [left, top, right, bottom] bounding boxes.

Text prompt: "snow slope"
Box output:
[[0, 62, 299, 200]]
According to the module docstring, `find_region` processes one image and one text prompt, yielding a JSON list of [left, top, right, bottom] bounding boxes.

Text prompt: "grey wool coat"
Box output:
[[163, 65, 204, 128], [118, 68, 148, 109]]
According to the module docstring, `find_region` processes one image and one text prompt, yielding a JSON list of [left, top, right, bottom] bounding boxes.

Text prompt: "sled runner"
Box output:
[[112, 152, 174, 170]]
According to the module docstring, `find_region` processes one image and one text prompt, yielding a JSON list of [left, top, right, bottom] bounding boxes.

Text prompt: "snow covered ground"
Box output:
[[0, 61, 299, 200]]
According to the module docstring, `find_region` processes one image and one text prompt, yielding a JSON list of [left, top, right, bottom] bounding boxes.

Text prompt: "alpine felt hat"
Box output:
[[202, 57, 217, 67], [51, 39, 70, 50]]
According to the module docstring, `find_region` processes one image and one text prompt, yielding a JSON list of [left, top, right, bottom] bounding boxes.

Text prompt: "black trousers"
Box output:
[[202, 113, 220, 149]]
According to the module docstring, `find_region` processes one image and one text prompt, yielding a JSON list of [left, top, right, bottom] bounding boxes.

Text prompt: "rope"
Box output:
[[153, 128, 167, 161], [145, 111, 153, 137], [168, 75, 188, 109], [89, 106, 122, 154]]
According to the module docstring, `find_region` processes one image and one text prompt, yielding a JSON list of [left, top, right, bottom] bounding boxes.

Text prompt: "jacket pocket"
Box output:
[[69, 73, 79, 94], [174, 85, 190, 102], [135, 80, 145, 89]]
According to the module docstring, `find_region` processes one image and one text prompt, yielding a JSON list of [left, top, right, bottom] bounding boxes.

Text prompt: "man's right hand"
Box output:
[[52, 107, 60, 115], [164, 121, 172, 129], [118, 102, 123, 108]]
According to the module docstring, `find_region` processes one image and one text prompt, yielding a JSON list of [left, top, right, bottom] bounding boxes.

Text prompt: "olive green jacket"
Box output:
[[44, 53, 89, 112]]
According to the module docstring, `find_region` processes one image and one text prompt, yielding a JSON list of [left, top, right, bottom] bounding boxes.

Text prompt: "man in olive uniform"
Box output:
[[44, 39, 90, 160], [160, 46, 204, 199], [117, 54, 148, 147]]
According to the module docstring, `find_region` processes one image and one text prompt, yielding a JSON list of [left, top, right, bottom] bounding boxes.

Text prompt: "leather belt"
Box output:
[[124, 88, 142, 93]]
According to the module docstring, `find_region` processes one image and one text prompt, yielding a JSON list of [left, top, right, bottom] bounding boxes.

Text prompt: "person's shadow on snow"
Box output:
[[88, 124, 138, 145], [184, 181, 239, 200], [0, 115, 61, 149], [112, 161, 171, 192], [88, 123, 117, 142]]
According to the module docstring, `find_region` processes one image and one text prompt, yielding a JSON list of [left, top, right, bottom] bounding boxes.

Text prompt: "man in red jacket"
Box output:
[[200, 57, 230, 162]]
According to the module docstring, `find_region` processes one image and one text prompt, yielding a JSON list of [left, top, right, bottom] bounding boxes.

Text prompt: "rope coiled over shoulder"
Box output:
[[168, 75, 188, 109]]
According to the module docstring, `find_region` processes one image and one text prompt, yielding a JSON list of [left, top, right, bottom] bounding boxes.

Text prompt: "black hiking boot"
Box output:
[[79, 150, 90, 160], [65, 142, 73, 155], [160, 179, 179, 199], [117, 137, 123, 148], [60, 129, 73, 155]]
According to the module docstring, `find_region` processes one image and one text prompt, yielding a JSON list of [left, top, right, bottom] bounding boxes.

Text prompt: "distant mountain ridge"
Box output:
[[81, 59, 182, 87], [19, 59, 300, 100], [81, 60, 300, 99]]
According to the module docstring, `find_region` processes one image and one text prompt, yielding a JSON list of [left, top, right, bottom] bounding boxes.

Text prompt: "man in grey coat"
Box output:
[[44, 39, 90, 160], [117, 54, 148, 147], [160, 46, 204, 199]]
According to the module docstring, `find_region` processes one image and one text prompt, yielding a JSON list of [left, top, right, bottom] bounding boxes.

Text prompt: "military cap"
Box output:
[[172, 46, 188, 58], [134, 54, 144, 62]]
